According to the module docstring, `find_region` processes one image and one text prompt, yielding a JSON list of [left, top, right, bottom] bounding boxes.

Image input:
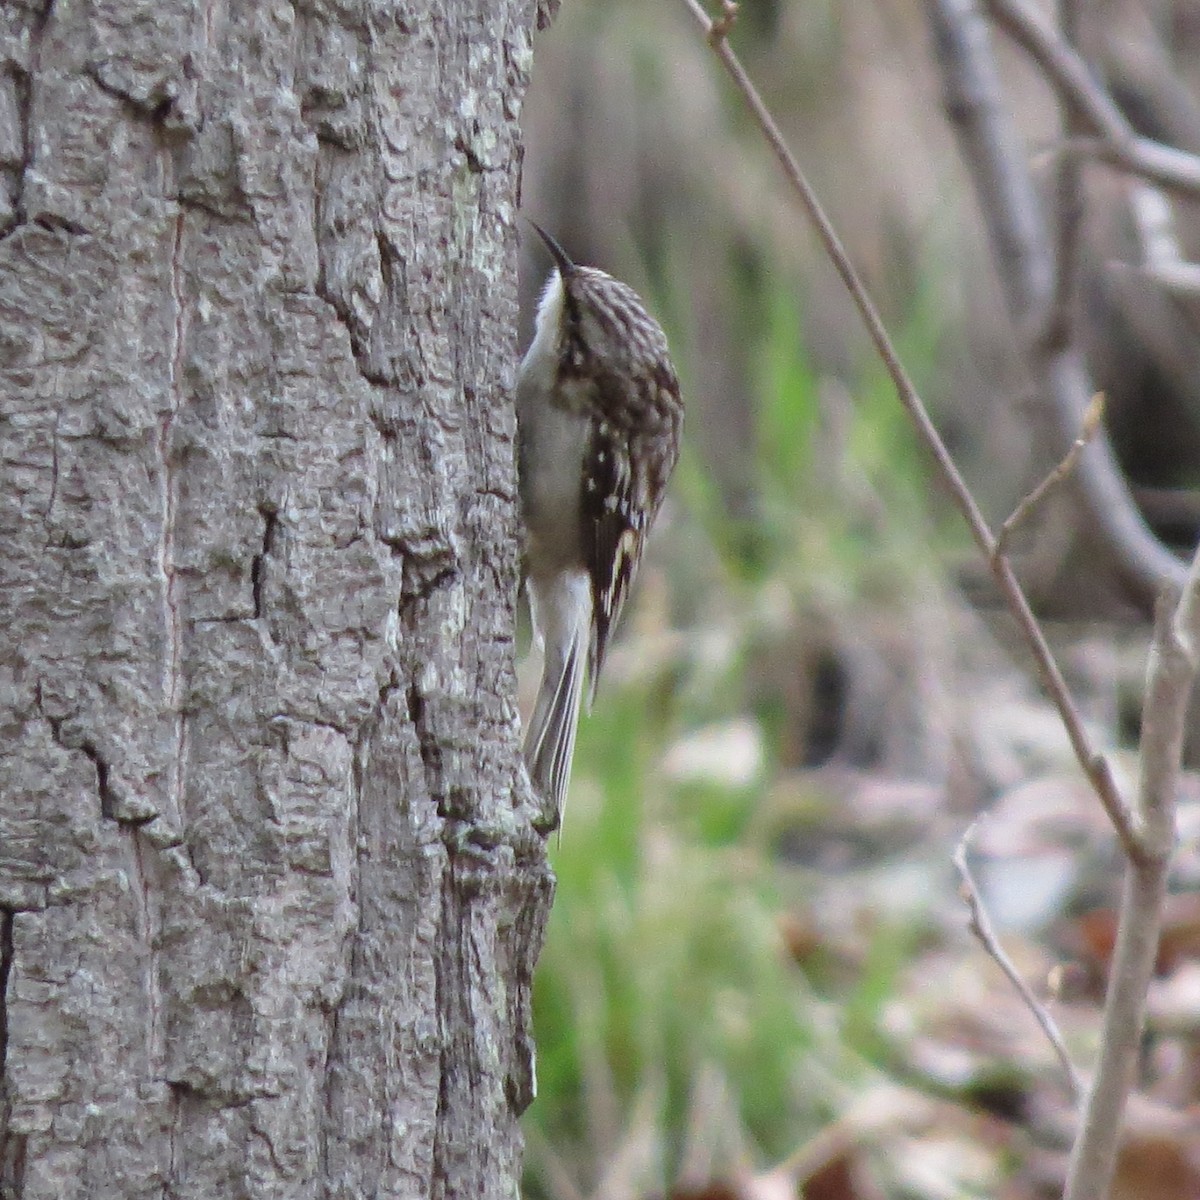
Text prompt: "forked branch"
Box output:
[[682, 5, 1200, 1199], [954, 822, 1084, 1103], [983, 0, 1200, 198]]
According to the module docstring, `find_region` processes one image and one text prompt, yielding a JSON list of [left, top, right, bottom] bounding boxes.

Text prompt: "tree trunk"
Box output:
[[0, 1, 552, 1196]]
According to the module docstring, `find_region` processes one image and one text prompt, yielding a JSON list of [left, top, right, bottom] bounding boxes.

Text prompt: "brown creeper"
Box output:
[[517, 222, 683, 823]]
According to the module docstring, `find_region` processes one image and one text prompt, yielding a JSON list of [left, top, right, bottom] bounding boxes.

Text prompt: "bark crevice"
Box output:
[[162, 209, 185, 707], [250, 506, 279, 622], [78, 741, 116, 820], [0, 911, 13, 1078], [0, 909, 21, 1200]]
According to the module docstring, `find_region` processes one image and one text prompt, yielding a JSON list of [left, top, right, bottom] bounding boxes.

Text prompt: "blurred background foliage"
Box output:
[[516, 2, 1200, 1197]]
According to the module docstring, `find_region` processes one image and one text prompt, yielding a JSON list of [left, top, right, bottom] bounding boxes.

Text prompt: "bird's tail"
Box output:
[[524, 572, 590, 828]]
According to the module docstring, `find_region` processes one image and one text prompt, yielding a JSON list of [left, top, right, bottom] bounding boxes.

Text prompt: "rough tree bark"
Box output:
[[0, 0, 553, 1197]]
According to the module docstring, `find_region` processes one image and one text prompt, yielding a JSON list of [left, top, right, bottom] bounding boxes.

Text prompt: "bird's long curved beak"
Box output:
[[525, 218, 576, 278]]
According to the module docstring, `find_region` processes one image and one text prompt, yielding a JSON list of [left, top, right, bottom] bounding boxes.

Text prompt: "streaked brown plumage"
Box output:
[[517, 223, 683, 824]]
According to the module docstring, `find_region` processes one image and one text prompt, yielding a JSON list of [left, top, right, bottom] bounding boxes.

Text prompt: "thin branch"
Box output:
[[984, 0, 1200, 198], [678, 2, 987, 545], [985, 0, 1127, 142], [995, 392, 1103, 556], [1069, 135, 1200, 200], [954, 821, 1084, 1103], [1063, 543, 1200, 1200], [682, 0, 1141, 857]]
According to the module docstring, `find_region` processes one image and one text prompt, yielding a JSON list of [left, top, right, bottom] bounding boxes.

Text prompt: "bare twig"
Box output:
[[985, 0, 1126, 141], [996, 392, 1104, 556], [706, 0, 736, 42], [984, 0, 1200, 198], [954, 821, 1084, 1102], [682, 0, 1141, 856], [1063, 543, 1200, 1200], [928, 0, 1186, 606]]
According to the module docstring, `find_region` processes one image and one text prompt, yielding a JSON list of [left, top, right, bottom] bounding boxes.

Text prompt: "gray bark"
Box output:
[[0, 1, 553, 1197]]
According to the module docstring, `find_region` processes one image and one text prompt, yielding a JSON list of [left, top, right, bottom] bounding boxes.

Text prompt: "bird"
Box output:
[[516, 221, 683, 826]]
